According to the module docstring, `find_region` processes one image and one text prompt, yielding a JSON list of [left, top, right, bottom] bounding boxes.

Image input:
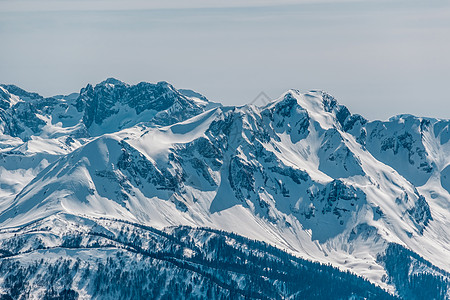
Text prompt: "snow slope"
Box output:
[[0, 80, 449, 298]]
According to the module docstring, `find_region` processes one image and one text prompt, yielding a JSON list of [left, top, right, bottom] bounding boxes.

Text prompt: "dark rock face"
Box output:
[[117, 141, 180, 193], [364, 116, 434, 186], [263, 92, 310, 143], [406, 195, 433, 234], [349, 223, 380, 242], [318, 128, 365, 178], [229, 156, 255, 201], [76, 80, 206, 130], [320, 91, 368, 133], [0, 84, 43, 101], [316, 180, 365, 225], [0, 88, 11, 110], [0, 85, 48, 139], [176, 137, 223, 188], [0, 79, 209, 140]]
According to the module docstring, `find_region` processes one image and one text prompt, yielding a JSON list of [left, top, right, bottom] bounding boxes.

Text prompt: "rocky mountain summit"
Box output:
[[0, 78, 215, 140], [0, 79, 449, 299]]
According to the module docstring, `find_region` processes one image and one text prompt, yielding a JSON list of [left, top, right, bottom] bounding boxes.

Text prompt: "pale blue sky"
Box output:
[[1, 0, 449, 120]]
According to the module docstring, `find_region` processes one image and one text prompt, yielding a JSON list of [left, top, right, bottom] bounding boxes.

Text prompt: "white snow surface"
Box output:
[[1, 82, 450, 293]]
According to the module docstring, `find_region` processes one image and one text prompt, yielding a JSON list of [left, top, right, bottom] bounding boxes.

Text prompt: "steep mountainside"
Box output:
[[0, 80, 449, 299], [0, 216, 398, 300], [0, 79, 215, 216]]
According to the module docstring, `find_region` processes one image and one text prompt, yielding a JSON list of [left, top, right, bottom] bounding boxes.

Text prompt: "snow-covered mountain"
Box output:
[[0, 79, 216, 213], [0, 79, 449, 299]]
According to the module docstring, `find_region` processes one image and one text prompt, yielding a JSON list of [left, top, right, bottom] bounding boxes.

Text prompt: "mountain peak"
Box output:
[[1, 80, 450, 298], [155, 80, 173, 88], [74, 78, 209, 134], [178, 89, 209, 102], [0, 86, 12, 109], [0, 84, 43, 102], [268, 89, 360, 131], [98, 77, 127, 87]]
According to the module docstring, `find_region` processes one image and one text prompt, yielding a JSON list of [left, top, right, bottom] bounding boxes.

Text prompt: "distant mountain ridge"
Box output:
[[0, 79, 449, 299], [0, 78, 217, 140]]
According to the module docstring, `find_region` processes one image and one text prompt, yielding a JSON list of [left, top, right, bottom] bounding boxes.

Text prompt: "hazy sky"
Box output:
[[1, 0, 449, 120]]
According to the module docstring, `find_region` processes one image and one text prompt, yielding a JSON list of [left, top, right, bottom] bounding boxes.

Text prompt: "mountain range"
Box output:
[[0, 78, 449, 299]]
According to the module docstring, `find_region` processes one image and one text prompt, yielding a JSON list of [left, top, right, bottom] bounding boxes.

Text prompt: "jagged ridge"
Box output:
[[0, 79, 450, 299]]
